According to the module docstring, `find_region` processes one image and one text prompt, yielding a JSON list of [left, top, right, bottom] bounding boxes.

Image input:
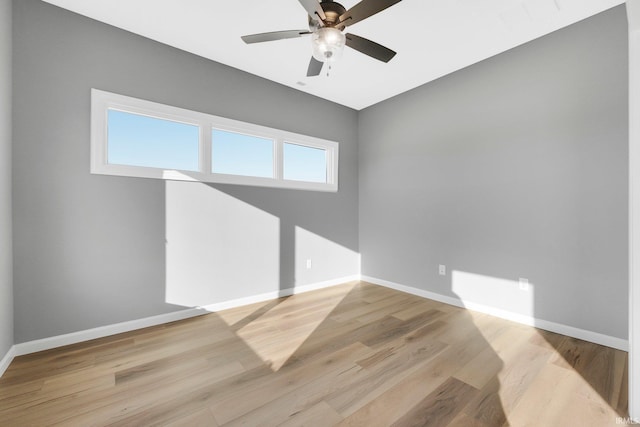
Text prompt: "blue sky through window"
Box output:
[[283, 143, 327, 183], [212, 129, 274, 178], [105, 109, 329, 184], [107, 109, 199, 171], [94, 90, 338, 191]]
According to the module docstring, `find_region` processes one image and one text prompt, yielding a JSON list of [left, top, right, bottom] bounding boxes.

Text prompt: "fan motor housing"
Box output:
[[320, 1, 347, 26]]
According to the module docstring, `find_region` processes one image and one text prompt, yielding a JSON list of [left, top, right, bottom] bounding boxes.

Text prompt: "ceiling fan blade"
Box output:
[[307, 57, 324, 76], [338, 0, 402, 28], [241, 30, 311, 44], [297, 0, 326, 21], [345, 33, 396, 62]]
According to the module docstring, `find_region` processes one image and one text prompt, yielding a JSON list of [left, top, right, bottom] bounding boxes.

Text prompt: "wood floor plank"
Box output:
[[359, 309, 445, 348], [220, 352, 366, 426], [392, 299, 451, 321], [278, 401, 343, 427], [279, 315, 405, 371], [330, 292, 413, 323], [482, 340, 551, 416], [393, 377, 478, 427], [506, 363, 590, 426], [454, 324, 535, 391], [326, 335, 448, 417], [3, 357, 244, 426], [459, 379, 507, 427], [209, 342, 371, 425], [618, 353, 629, 416], [164, 407, 220, 427], [446, 412, 490, 427], [336, 345, 465, 426], [610, 350, 627, 412], [0, 282, 628, 426]]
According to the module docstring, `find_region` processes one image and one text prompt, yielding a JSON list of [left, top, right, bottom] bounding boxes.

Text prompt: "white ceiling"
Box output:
[[42, 0, 624, 110]]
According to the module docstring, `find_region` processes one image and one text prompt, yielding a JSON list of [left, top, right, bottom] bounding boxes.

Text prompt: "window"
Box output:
[[283, 142, 327, 183], [212, 129, 274, 178], [107, 110, 199, 171], [91, 89, 339, 191]]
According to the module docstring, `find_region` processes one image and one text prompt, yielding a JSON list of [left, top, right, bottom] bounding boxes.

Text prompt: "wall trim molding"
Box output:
[[12, 275, 359, 358], [361, 275, 629, 352], [4, 272, 628, 374], [13, 309, 204, 357], [0, 345, 15, 378]]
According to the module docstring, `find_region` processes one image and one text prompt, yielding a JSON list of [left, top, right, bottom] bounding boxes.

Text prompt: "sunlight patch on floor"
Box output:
[[450, 290, 628, 427], [220, 282, 357, 371], [498, 329, 628, 426], [505, 359, 622, 426]]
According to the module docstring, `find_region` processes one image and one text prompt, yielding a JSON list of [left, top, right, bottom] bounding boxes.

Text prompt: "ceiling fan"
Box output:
[[241, 0, 402, 77]]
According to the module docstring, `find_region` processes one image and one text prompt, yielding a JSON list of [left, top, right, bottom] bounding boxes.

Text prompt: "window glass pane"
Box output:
[[107, 109, 199, 171], [212, 129, 274, 178], [283, 142, 327, 183]]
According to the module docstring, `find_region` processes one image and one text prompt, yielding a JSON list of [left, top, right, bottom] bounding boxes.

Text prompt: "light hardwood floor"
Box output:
[[0, 282, 629, 426]]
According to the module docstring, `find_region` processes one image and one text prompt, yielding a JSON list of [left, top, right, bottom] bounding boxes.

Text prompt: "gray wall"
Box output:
[[10, 0, 628, 344], [12, 0, 359, 343], [359, 6, 629, 339], [0, 0, 13, 357]]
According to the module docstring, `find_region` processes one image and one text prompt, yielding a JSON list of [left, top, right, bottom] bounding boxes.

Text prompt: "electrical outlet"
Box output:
[[439, 265, 446, 276], [306, 259, 312, 269], [519, 278, 529, 291]]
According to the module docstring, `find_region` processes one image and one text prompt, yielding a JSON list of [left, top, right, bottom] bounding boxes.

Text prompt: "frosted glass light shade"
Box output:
[[311, 27, 346, 63]]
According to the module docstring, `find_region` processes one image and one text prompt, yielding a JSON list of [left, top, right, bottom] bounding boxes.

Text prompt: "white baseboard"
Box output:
[[12, 275, 358, 358], [13, 308, 205, 357], [362, 275, 629, 351], [0, 345, 15, 378], [7, 272, 626, 369]]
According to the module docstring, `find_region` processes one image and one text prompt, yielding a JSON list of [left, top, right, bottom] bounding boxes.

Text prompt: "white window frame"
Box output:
[[90, 89, 339, 192]]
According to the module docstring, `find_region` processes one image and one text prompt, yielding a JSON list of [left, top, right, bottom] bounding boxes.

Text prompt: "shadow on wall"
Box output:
[[163, 180, 359, 309]]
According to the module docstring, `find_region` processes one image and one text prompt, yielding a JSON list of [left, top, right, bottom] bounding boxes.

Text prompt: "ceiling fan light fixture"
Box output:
[[311, 27, 345, 63]]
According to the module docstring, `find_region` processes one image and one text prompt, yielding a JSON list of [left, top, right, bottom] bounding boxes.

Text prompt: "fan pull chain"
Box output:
[[327, 65, 332, 77]]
